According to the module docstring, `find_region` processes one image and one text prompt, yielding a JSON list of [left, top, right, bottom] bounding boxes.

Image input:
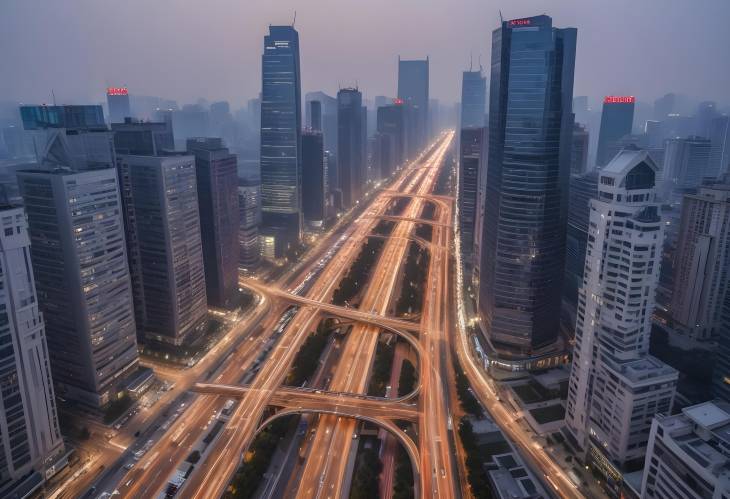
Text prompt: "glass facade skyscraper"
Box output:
[[116, 155, 208, 346], [301, 131, 326, 225], [397, 58, 429, 157], [260, 25, 302, 257], [187, 138, 239, 309], [337, 88, 364, 208], [478, 15, 577, 355], [596, 96, 635, 168], [460, 69, 487, 129], [458, 127, 486, 264]]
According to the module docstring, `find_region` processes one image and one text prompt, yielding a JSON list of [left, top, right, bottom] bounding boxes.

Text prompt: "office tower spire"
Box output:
[[260, 25, 302, 257], [477, 15, 576, 356]]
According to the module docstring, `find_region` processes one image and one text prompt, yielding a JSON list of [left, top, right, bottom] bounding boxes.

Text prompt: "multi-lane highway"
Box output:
[[72, 127, 589, 499], [176, 136, 455, 499]]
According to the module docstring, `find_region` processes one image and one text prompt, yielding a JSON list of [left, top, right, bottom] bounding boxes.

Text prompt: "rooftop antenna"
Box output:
[[292, 11, 296, 27], [51, 89, 57, 106], [478, 54, 483, 72], [499, 9, 504, 23], [469, 52, 473, 71]]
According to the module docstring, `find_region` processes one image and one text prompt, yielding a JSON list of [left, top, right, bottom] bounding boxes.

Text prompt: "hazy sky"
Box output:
[[2, 0, 729, 110]]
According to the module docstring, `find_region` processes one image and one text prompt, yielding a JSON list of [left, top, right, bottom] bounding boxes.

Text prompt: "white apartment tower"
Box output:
[[565, 149, 678, 483], [0, 206, 65, 496]]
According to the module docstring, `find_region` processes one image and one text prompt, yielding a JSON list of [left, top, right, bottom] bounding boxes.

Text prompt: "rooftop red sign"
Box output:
[[107, 87, 129, 96], [604, 96, 635, 104], [509, 18, 531, 26], [393, 98, 404, 105]]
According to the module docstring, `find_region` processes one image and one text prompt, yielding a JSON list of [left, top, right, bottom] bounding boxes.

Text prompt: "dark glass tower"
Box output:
[[107, 87, 132, 123], [596, 96, 635, 167], [337, 88, 364, 208], [458, 127, 486, 263], [186, 138, 239, 309], [460, 70, 487, 129], [260, 25, 302, 257], [302, 131, 326, 225], [478, 15, 577, 355], [377, 102, 406, 176], [563, 171, 598, 310], [397, 58, 429, 156]]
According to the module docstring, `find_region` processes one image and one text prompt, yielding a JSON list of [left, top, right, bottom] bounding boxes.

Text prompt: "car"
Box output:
[[123, 463, 134, 470]]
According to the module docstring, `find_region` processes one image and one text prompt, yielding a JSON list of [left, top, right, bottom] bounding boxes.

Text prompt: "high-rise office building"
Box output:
[[376, 102, 406, 177], [112, 118, 175, 155], [260, 25, 302, 257], [709, 116, 730, 178], [305, 91, 337, 156], [661, 136, 712, 200], [238, 179, 260, 271], [186, 138, 239, 309], [563, 171, 598, 309], [116, 154, 207, 346], [653, 93, 676, 121], [478, 15, 576, 355], [107, 87, 132, 124], [397, 57, 429, 156], [17, 168, 139, 407], [302, 131, 326, 226], [596, 96, 635, 167], [565, 150, 677, 486], [669, 186, 730, 342], [460, 69, 487, 129], [572, 95, 590, 125], [310, 100, 322, 132], [695, 101, 719, 139], [0, 205, 65, 497], [571, 123, 589, 174], [641, 401, 730, 499], [337, 88, 364, 208], [458, 127, 486, 264]]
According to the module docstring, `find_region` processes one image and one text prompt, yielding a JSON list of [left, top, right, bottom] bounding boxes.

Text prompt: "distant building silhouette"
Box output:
[[596, 96, 635, 167], [397, 57, 429, 157], [107, 87, 132, 123]]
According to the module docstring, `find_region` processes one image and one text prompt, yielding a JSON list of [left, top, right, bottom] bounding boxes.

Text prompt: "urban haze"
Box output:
[[0, 2, 729, 499]]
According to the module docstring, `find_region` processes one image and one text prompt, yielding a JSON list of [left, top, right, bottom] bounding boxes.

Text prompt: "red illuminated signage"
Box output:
[[604, 96, 635, 104], [509, 18, 531, 26], [107, 87, 129, 96], [393, 98, 404, 105]]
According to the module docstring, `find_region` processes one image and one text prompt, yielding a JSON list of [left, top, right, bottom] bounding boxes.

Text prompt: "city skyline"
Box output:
[[2, 1, 730, 108], [2, 3, 730, 499]]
